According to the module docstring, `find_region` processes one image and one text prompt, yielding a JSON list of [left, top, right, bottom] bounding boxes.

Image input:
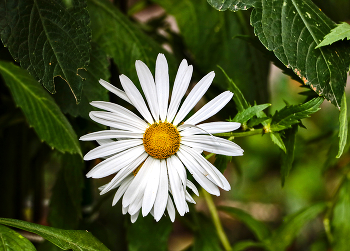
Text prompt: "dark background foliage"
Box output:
[[0, 0, 350, 250]]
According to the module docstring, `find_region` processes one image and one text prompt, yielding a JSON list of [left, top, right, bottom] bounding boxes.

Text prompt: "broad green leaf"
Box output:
[[0, 224, 36, 251], [152, 0, 270, 104], [266, 203, 326, 251], [232, 241, 266, 251], [0, 61, 81, 155], [270, 132, 287, 153], [54, 43, 109, 118], [218, 66, 249, 112], [332, 177, 350, 251], [316, 22, 350, 48], [207, 0, 255, 11], [219, 206, 270, 241], [0, 0, 91, 101], [192, 214, 223, 251], [250, 0, 350, 108], [49, 154, 84, 229], [271, 97, 323, 131], [88, 0, 176, 90], [336, 92, 348, 158], [0, 218, 110, 251], [281, 125, 298, 186], [214, 155, 232, 173], [232, 104, 271, 124], [126, 215, 172, 251]]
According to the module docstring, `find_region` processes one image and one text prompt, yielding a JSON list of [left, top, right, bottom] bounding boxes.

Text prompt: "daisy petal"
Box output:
[[167, 155, 187, 188], [186, 180, 199, 196], [176, 150, 220, 196], [142, 159, 161, 216], [180, 145, 224, 188], [181, 135, 244, 156], [167, 158, 186, 216], [173, 71, 215, 126], [135, 60, 159, 121], [90, 101, 148, 129], [167, 61, 192, 123], [155, 54, 169, 122], [90, 111, 146, 132], [131, 210, 140, 223], [184, 91, 233, 125], [99, 79, 131, 104], [122, 157, 153, 208], [84, 139, 143, 161], [89, 112, 144, 133], [128, 189, 144, 215], [166, 195, 176, 222], [120, 74, 154, 124], [87, 145, 145, 178], [112, 176, 133, 206], [179, 122, 241, 136], [96, 139, 114, 145], [185, 191, 196, 204], [100, 152, 148, 195], [154, 159, 169, 221], [80, 130, 143, 141], [122, 206, 128, 215]]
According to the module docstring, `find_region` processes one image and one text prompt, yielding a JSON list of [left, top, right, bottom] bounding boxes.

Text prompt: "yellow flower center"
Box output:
[[143, 122, 180, 159]]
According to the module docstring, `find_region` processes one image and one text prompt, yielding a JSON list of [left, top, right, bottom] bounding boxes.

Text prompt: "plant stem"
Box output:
[[202, 188, 232, 251], [323, 174, 347, 244]]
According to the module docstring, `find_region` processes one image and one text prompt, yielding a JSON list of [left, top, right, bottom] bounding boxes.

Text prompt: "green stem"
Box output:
[[202, 188, 231, 251], [323, 174, 347, 244]]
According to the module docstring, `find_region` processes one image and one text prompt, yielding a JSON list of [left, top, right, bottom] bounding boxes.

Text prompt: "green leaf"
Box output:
[[0, 224, 36, 251], [54, 43, 109, 119], [152, 0, 270, 104], [316, 22, 350, 48], [88, 0, 177, 90], [49, 154, 84, 229], [250, 0, 350, 108], [271, 97, 323, 131], [231, 241, 266, 251], [0, 0, 91, 102], [270, 132, 287, 153], [0, 61, 81, 155], [280, 125, 298, 186], [332, 177, 350, 251], [266, 203, 326, 251], [126, 215, 172, 251], [247, 117, 269, 127], [214, 155, 232, 173], [219, 206, 270, 241], [337, 92, 348, 158], [207, 0, 255, 11], [232, 104, 271, 124], [0, 218, 110, 251], [218, 66, 249, 112]]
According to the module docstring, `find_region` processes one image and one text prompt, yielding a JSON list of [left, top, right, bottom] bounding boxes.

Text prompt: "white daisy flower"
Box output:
[[80, 53, 243, 223]]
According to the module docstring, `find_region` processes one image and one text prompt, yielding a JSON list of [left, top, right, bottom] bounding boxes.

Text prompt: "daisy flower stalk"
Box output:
[[80, 53, 244, 223]]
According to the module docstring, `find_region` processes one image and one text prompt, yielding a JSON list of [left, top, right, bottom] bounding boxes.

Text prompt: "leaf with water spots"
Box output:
[[208, 0, 350, 108], [207, 0, 255, 11], [0, 0, 91, 102]]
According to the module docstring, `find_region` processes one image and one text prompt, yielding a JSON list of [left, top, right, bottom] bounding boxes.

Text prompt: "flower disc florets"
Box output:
[[143, 122, 180, 159]]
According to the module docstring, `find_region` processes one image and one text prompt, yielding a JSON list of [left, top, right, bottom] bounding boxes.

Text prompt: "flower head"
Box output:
[[80, 54, 243, 222]]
